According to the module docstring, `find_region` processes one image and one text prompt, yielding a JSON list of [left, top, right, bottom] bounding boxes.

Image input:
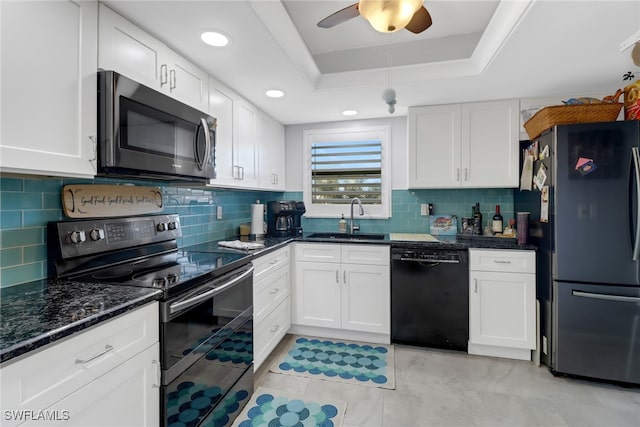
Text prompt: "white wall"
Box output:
[[284, 116, 408, 192]]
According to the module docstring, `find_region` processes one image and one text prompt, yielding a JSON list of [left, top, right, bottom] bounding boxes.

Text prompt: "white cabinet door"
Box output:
[[98, 3, 162, 91], [461, 100, 519, 188], [164, 51, 209, 112], [235, 100, 259, 187], [98, 4, 207, 112], [469, 270, 536, 349], [342, 264, 390, 334], [408, 104, 461, 188], [25, 343, 160, 427], [294, 261, 341, 328], [408, 100, 519, 189], [257, 111, 286, 190], [0, 0, 97, 178], [208, 77, 236, 185]]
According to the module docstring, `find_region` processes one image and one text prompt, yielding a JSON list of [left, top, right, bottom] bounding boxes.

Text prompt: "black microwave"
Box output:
[[98, 70, 216, 182]]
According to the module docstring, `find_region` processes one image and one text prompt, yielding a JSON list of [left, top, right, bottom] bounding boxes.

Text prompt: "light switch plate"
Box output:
[[216, 206, 223, 219], [420, 204, 428, 216]]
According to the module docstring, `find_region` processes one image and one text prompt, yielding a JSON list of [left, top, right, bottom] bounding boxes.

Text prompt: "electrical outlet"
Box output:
[[420, 204, 428, 216], [216, 206, 223, 220]]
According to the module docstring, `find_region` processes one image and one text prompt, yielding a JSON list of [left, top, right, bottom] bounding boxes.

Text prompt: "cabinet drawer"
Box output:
[[0, 303, 158, 422], [470, 249, 535, 273], [254, 263, 289, 324], [295, 243, 341, 263], [254, 297, 290, 370], [253, 246, 289, 282], [342, 244, 389, 266]]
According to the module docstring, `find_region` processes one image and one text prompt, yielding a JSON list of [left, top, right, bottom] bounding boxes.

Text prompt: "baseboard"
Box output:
[[468, 342, 532, 361], [288, 324, 390, 345]]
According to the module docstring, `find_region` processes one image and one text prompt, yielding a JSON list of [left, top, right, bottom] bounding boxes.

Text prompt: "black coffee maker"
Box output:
[[266, 201, 305, 237]]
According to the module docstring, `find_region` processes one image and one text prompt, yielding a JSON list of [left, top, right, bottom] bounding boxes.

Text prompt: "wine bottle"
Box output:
[[492, 205, 503, 235], [473, 203, 482, 235]]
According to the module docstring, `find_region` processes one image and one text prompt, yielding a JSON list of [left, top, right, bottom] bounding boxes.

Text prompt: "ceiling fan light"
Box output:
[[358, 0, 423, 33]]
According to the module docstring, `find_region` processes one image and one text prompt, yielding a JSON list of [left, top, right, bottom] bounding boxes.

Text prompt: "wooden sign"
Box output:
[[62, 185, 163, 218]]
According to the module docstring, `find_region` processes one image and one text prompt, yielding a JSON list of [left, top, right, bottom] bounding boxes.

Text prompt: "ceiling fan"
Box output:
[[317, 0, 432, 34]]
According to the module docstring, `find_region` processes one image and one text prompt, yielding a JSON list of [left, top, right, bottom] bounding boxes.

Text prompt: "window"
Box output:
[[303, 126, 391, 218]]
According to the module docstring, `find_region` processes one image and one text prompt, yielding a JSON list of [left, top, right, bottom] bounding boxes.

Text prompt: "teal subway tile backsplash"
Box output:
[[0, 175, 515, 288], [0, 176, 286, 288], [292, 189, 514, 235], [0, 211, 21, 229], [1, 228, 43, 248]]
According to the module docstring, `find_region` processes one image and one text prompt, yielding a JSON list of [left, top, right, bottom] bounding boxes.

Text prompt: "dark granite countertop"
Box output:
[[0, 280, 161, 365], [211, 233, 536, 255]]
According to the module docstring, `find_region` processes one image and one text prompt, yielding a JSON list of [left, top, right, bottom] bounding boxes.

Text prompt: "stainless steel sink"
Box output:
[[307, 232, 386, 240]]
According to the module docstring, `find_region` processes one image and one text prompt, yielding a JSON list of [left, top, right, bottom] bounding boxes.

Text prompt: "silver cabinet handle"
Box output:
[[456, 168, 460, 181], [269, 288, 280, 295], [152, 359, 161, 388], [270, 325, 280, 333], [239, 166, 245, 180], [233, 165, 240, 179], [474, 279, 478, 293], [464, 168, 468, 181], [343, 270, 347, 284], [169, 69, 176, 90], [76, 344, 113, 364], [573, 290, 640, 303], [494, 260, 512, 264], [160, 64, 168, 87], [335, 270, 339, 284]]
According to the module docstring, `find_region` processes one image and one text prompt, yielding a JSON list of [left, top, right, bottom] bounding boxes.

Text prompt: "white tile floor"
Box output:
[[254, 335, 640, 427]]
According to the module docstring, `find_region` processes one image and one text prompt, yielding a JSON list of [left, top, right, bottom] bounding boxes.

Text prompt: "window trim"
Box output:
[[302, 125, 391, 219]]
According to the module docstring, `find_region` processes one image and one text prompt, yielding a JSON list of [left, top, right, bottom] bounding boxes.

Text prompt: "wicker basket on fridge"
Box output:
[[523, 103, 623, 140]]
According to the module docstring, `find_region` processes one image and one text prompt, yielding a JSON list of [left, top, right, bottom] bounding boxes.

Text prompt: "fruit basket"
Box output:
[[523, 103, 623, 140]]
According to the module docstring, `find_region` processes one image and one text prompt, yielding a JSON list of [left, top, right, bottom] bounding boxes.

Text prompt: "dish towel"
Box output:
[[218, 240, 265, 250]]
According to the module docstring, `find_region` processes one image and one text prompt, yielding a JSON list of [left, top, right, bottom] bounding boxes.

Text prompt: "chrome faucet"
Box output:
[[349, 197, 364, 235]]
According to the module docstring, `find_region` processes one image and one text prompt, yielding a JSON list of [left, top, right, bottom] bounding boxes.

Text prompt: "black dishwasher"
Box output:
[[391, 246, 469, 351]]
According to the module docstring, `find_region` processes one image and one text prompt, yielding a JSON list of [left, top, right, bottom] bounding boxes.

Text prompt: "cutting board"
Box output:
[[62, 184, 163, 218], [389, 233, 439, 242]]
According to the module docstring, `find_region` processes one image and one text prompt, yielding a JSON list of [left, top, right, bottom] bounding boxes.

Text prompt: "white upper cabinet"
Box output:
[[0, 0, 98, 179], [98, 4, 208, 112], [408, 99, 520, 188], [207, 77, 285, 190], [257, 111, 286, 191], [208, 77, 236, 185]]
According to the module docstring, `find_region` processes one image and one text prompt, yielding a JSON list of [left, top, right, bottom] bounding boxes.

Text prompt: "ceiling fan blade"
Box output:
[[405, 5, 432, 34], [317, 3, 360, 28]]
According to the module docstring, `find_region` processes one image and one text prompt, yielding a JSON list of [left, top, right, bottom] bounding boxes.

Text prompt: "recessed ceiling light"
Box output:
[[200, 31, 230, 47], [265, 89, 285, 98], [342, 110, 358, 116]]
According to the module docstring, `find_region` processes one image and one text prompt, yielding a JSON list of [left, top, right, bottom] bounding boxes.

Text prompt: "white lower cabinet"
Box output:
[[292, 243, 390, 342], [252, 247, 290, 370], [0, 303, 159, 427], [469, 249, 536, 360]]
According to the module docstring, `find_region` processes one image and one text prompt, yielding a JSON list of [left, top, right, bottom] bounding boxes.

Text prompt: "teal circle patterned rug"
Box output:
[[230, 387, 346, 427], [269, 336, 395, 389]]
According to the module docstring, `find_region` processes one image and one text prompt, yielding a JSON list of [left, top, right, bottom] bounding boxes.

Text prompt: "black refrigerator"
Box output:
[[515, 120, 640, 385]]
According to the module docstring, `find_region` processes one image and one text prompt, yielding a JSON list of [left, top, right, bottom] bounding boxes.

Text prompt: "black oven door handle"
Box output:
[[169, 265, 254, 316], [195, 117, 211, 171]]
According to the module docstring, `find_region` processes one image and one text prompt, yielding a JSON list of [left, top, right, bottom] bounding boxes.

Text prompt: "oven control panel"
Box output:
[[49, 214, 182, 259]]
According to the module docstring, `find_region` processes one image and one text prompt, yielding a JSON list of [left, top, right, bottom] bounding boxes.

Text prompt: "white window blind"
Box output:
[[311, 140, 382, 204]]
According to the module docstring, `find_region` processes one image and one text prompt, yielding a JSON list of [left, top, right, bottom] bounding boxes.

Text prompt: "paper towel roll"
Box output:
[[250, 202, 265, 236]]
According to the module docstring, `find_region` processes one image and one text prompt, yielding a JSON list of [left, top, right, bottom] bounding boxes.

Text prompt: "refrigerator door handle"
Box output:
[[631, 147, 640, 261], [573, 290, 640, 303]]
